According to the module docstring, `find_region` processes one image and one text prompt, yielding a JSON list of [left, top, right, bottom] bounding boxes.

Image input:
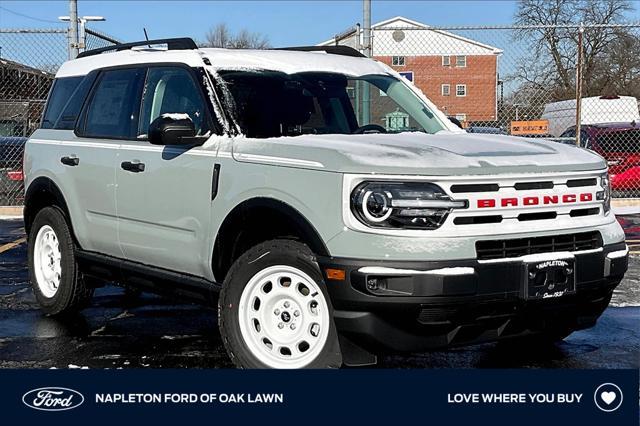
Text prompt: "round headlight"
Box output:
[[350, 181, 467, 230], [362, 190, 393, 222]]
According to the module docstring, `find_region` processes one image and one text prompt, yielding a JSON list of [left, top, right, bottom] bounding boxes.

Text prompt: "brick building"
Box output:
[[319, 16, 502, 126]]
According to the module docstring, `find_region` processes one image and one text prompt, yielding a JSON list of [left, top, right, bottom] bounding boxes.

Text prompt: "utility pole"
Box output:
[[361, 0, 371, 125], [68, 0, 80, 59], [575, 24, 584, 147]]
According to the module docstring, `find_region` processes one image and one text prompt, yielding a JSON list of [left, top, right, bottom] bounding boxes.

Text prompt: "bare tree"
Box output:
[[201, 23, 270, 49], [513, 0, 636, 101]]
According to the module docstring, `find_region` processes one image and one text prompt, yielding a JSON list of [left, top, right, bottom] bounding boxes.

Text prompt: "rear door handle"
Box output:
[[121, 161, 145, 173], [60, 155, 79, 166]]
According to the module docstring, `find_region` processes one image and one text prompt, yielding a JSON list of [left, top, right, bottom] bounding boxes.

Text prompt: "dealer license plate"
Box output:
[[522, 254, 576, 300]]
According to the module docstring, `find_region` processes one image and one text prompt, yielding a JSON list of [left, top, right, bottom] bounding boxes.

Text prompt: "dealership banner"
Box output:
[[0, 369, 637, 425]]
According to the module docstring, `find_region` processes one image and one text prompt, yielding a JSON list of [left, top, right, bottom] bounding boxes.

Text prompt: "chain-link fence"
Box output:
[[328, 21, 640, 198], [1, 23, 639, 202], [85, 27, 121, 51], [0, 27, 119, 205]]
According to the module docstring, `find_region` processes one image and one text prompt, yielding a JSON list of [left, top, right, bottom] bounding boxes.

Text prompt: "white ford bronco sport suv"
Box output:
[[24, 38, 629, 368]]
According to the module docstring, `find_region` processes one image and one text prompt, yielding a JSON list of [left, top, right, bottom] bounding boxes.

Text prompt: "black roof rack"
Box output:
[[276, 45, 365, 58], [76, 37, 198, 59]]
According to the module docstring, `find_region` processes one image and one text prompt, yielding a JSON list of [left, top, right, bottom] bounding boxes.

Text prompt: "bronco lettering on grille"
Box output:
[[477, 193, 593, 208]]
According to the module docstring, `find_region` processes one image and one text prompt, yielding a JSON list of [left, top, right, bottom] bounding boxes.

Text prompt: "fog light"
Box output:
[[366, 278, 378, 291]]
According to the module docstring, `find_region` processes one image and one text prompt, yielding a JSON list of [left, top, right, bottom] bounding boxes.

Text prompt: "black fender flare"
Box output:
[[212, 197, 330, 280], [24, 177, 73, 237]]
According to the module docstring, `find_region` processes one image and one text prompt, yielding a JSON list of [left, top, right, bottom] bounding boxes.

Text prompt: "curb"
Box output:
[[612, 199, 640, 207], [0, 206, 23, 218]]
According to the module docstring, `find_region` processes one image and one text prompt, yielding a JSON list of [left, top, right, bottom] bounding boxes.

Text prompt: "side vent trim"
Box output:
[[211, 163, 221, 200]]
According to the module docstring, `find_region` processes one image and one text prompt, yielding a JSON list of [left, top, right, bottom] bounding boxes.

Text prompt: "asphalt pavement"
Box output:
[[0, 216, 637, 369]]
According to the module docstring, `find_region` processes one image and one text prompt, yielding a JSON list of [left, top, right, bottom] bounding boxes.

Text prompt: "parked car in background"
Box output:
[[467, 126, 507, 135], [517, 133, 556, 139], [447, 116, 464, 129], [514, 133, 575, 145], [0, 136, 26, 205], [560, 122, 640, 193], [542, 95, 639, 137]]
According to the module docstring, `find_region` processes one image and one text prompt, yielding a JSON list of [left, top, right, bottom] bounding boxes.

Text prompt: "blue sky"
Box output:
[[3, 0, 636, 46]]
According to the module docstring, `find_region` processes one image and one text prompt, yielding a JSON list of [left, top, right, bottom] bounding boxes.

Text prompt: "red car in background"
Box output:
[[560, 122, 640, 194]]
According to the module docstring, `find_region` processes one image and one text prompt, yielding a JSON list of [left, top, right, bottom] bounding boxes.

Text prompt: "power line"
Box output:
[[0, 6, 63, 24]]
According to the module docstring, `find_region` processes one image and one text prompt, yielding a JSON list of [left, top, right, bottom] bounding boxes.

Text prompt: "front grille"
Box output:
[[517, 212, 557, 221], [514, 181, 554, 190], [450, 183, 499, 193], [476, 231, 602, 260], [570, 208, 600, 217], [417, 306, 459, 324], [454, 215, 503, 225], [567, 178, 597, 187]]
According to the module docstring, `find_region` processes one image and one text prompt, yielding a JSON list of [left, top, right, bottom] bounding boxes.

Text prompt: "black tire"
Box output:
[[218, 239, 342, 369], [27, 207, 93, 316]]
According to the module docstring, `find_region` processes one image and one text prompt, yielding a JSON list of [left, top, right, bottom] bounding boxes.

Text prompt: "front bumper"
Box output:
[[318, 241, 628, 352]]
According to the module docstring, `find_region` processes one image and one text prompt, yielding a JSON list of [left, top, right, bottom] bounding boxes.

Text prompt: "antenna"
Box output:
[[143, 28, 151, 47]]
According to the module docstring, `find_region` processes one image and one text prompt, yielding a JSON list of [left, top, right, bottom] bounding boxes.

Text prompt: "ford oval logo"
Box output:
[[22, 387, 84, 411]]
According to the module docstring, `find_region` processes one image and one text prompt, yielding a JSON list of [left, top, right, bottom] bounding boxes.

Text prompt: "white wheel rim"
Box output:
[[238, 265, 330, 369], [33, 225, 62, 298]]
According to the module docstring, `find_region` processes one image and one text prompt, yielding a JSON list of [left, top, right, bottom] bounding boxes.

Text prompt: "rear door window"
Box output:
[[41, 77, 83, 129], [81, 68, 145, 139]]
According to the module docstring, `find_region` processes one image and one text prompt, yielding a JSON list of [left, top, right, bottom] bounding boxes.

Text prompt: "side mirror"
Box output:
[[148, 114, 196, 145]]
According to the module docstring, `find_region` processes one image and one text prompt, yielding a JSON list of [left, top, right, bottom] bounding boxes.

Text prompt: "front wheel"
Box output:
[[218, 240, 342, 369]]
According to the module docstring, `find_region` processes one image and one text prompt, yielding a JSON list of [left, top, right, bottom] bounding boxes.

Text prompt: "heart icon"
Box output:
[[601, 391, 616, 405]]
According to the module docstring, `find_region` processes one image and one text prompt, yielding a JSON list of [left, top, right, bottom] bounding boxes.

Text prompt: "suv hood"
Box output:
[[232, 131, 606, 175]]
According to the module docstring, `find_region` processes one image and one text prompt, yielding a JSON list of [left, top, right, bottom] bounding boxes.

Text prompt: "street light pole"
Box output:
[[60, 14, 105, 56]]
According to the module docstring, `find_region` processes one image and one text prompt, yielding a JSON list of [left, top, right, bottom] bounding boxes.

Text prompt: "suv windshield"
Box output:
[[217, 71, 446, 138]]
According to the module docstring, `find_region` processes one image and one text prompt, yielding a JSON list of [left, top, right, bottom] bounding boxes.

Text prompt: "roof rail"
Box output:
[[76, 37, 198, 59], [276, 45, 365, 58]]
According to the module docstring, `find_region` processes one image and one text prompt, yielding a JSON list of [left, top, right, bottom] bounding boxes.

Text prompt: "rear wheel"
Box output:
[[28, 207, 93, 315], [218, 240, 341, 369]]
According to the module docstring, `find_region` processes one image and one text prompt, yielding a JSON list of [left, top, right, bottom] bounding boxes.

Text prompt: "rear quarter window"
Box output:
[[41, 77, 83, 129], [53, 73, 97, 130]]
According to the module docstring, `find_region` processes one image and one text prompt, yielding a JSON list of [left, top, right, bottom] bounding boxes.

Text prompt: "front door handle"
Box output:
[[121, 161, 145, 173], [60, 156, 79, 166]]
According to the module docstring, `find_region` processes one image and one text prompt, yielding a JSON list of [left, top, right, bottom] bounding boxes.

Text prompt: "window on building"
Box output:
[[455, 113, 467, 122], [392, 56, 405, 66], [456, 84, 467, 97], [455, 55, 467, 67], [442, 56, 450, 66], [441, 84, 450, 96]]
